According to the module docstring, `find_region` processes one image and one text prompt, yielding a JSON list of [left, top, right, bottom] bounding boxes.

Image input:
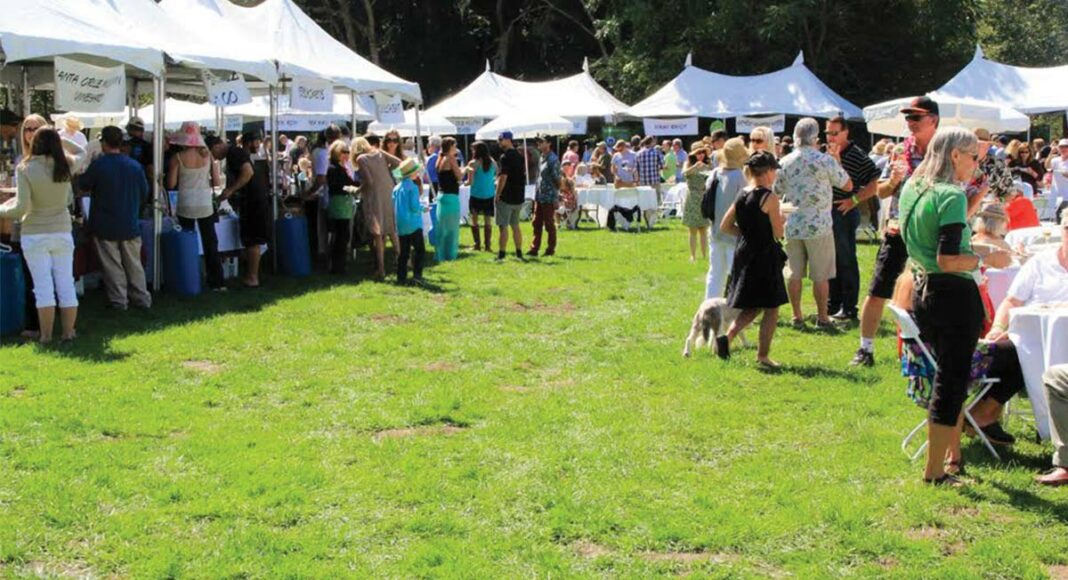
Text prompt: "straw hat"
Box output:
[[689, 142, 710, 156], [397, 157, 422, 179], [720, 137, 748, 169], [169, 121, 206, 148]]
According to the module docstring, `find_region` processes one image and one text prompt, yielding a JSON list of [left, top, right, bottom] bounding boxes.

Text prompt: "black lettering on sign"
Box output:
[[298, 87, 326, 100]]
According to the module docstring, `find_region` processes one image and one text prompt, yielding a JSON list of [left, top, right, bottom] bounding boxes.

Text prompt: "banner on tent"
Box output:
[[53, 57, 126, 113], [643, 117, 698, 136], [290, 78, 334, 112], [265, 115, 346, 132], [452, 118, 484, 135], [735, 114, 785, 133], [567, 117, 588, 135], [203, 72, 251, 107], [225, 116, 243, 132], [373, 94, 405, 124]]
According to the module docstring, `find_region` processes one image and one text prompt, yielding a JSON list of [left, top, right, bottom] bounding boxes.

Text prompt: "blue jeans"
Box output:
[[828, 208, 861, 316]]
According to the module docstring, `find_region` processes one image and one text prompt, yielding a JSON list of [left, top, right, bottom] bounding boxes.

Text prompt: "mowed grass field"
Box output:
[[1, 220, 1066, 579]]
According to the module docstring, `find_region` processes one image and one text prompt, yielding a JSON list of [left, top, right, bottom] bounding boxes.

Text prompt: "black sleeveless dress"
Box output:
[[726, 186, 788, 309]]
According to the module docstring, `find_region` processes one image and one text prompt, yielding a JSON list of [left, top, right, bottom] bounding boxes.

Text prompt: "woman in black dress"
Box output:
[[719, 151, 788, 367]]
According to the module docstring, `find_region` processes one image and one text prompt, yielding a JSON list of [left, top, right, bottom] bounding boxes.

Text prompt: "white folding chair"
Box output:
[[888, 305, 1002, 461]]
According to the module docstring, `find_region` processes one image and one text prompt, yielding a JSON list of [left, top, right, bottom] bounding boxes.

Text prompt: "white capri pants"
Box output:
[[20, 232, 79, 309]]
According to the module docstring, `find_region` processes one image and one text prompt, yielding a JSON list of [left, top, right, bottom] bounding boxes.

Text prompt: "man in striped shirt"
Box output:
[[825, 116, 880, 321]]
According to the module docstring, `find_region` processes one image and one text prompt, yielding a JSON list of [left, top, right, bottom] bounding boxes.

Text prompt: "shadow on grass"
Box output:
[[961, 479, 1068, 526], [3, 253, 457, 362], [775, 363, 877, 384]]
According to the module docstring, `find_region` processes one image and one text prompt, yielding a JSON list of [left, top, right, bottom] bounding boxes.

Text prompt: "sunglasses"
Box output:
[[340, 149, 351, 154], [751, 138, 765, 144], [825, 131, 841, 137], [904, 114, 928, 122], [23, 126, 39, 133]]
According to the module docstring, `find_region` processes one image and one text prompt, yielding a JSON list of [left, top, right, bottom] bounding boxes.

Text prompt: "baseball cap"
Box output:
[[745, 151, 780, 171], [499, 131, 514, 141], [900, 96, 939, 117], [126, 116, 145, 131], [0, 108, 21, 127], [1058, 138, 1068, 148]]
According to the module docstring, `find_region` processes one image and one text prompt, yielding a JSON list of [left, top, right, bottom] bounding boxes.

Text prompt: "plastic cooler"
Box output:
[[0, 244, 26, 336], [276, 213, 311, 277], [161, 226, 202, 296]]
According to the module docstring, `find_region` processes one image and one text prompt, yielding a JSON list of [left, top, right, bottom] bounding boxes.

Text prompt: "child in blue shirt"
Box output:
[[392, 158, 427, 284]]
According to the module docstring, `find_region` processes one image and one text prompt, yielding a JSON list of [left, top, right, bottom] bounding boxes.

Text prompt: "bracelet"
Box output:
[[851, 195, 859, 205], [991, 323, 1006, 332]]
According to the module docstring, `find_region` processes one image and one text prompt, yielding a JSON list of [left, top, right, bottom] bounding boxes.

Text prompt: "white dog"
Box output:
[[682, 297, 749, 358]]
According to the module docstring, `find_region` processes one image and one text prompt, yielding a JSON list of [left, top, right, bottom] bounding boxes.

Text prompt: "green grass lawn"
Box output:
[[1, 221, 1066, 578]]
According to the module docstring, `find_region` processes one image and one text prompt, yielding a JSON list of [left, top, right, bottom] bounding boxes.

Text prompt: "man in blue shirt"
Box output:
[[527, 136, 561, 257], [425, 135, 442, 191], [80, 126, 151, 310]]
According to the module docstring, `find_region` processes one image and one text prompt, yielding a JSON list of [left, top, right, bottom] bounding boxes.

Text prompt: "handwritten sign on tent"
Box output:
[[567, 117, 588, 135], [265, 115, 346, 132], [203, 72, 252, 107], [53, 57, 126, 113], [290, 78, 333, 112], [643, 117, 698, 137], [451, 118, 484, 135], [735, 114, 785, 134], [373, 94, 405, 124]]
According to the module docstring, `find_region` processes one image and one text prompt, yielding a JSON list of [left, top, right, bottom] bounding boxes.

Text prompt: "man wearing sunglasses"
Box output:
[[850, 96, 938, 367]]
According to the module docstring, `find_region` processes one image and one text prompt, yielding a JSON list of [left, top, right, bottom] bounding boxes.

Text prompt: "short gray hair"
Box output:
[[973, 213, 1007, 237], [913, 127, 978, 188], [793, 118, 819, 147], [429, 134, 442, 147]]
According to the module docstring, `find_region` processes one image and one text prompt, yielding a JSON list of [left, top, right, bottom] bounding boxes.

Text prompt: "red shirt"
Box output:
[[1005, 196, 1040, 230]]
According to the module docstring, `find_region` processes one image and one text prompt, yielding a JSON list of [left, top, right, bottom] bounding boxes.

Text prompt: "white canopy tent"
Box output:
[[474, 112, 573, 140], [425, 59, 630, 124], [229, 93, 374, 121], [864, 94, 1030, 138], [368, 109, 457, 137], [936, 46, 1068, 115], [628, 52, 863, 121]]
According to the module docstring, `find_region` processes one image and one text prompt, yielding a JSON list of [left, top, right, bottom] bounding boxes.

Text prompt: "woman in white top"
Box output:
[[167, 122, 225, 291]]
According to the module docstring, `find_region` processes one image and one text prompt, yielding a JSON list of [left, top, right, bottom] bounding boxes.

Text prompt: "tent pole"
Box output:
[[523, 137, 529, 186], [21, 66, 30, 118], [152, 76, 166, 292], [269, 85, 279, 272], [216, 106, 224, 137], [350, 90, 357, 133]]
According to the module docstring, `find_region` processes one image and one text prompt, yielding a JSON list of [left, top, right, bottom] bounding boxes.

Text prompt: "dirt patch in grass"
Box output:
[[508, 300, 576, 314], [370, 314, 405, 324], [182, 360, 222, 374], [499, 385, 531, 393], [423, 361, 459, 372], [24, 560, 95, 578], [641, 551, 738, 564], [877, 556, 899, 569], [373, 424, 466, 442], [574, 541, 612, 559], [904, 526, 949, 541], [1049, 565, 1068, 579]]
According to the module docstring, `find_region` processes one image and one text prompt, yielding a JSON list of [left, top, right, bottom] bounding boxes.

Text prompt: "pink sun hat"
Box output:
[[169, 121, 206, 148]]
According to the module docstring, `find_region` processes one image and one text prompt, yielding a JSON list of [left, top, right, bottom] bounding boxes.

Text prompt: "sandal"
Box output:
[[924, 473, 964, 487], [944, 459, 966, 477]]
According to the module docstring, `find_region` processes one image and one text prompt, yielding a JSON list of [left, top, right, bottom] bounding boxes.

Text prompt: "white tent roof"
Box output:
[[161, 0, 420, 102], [228, 93, 374, 120], [425, 59, 630, 119], [368, 109, 457, 137], [0, 0, 164, 75], [628, 52, 863, 120], [474, 112, 573, 140], [864, 94, 1030, 138], [935, 46, 1068, 115]]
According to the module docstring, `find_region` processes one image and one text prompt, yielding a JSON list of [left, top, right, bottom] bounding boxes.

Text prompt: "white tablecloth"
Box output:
[[1005, 225, 1063, 249], [1008, 305, 1068, 440], [577, 186, 659, 226], [984, 264, 1020, 308]]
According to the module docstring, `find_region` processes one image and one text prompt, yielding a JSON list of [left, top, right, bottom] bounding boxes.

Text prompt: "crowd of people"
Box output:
[[4, 100, 1068, 487]]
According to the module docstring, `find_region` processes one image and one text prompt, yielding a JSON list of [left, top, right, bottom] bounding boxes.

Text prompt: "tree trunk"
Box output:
[[361, 0, 380, 65]]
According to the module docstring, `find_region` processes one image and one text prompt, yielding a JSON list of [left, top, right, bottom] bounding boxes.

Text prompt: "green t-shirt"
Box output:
[[899, 180, 975, 279], [662, 151, 677, 181]]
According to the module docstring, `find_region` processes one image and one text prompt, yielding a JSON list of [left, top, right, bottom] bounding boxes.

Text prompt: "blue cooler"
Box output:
[[276, 214, 311, 277], [140, 217, 175, 286], [0, 245, 26, 337], [161, 226, 202, 296]]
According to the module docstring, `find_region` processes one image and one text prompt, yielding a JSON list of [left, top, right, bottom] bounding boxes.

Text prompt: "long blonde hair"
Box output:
[[748, 126, 775, 156], [19, 114, 48, 159]]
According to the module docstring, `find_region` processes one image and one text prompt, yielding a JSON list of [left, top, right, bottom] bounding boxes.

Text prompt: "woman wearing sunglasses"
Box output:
[[748, 126, 775, 157], [1007, 139, 1044, 192]]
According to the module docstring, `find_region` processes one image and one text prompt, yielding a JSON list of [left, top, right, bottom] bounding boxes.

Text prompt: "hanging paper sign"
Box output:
[[203, 72, 252, 107], [225, 116, 244, 132], [567, 117, 588, 135], [373, 93, 405, 124], [735, 114, 785, 134], [451, 118, 484, 135], [265, 115, 346, 132], [53, 57, 126, 113], [290, 78, 334, 112], [708, 119, 726, 134], [643, 117, 698, 137]]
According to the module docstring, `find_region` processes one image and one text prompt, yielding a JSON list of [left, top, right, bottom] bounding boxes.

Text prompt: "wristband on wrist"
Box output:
[[851, 195, 859, 205]]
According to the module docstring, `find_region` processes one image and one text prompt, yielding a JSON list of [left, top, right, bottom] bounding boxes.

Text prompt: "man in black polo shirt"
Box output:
[[825, 116, 880, 321], [209, 132, 270, 288], [123, 117, 153, 180], [495, 131, 527, 262]]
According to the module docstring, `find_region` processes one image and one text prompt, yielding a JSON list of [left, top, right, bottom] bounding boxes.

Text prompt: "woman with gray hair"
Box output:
[[971, 203, 1011, 252], [899, 126, 1012, 486]]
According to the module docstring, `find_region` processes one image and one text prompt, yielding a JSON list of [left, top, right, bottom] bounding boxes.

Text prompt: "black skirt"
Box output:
[[469, 196, 495, 216]]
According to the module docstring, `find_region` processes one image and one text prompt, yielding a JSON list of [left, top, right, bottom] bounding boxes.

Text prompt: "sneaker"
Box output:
[[542, 250, 555, 257], [525, 249, 539, 257], [850, 348, 875, 367], [814, 319, 840, 331], [496, 252, 506, 262], [831, 309, 858, 321], [977, 422, 1016, 446], [715, 335, 730, 360]]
